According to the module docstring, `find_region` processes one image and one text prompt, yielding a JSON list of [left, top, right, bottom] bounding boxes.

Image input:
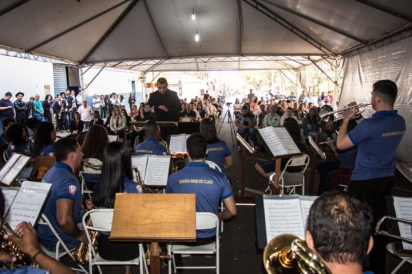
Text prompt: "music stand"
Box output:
[[28, 156, 56, 181], [235, 134, 255, 198], [308, 135, 324, 195], [110, 193, 196, 274]]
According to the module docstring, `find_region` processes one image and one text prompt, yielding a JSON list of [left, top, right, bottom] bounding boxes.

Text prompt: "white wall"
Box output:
[[0, 55, 54, 101]]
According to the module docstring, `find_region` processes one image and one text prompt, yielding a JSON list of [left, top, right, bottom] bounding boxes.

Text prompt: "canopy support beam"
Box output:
[[356, 0, 412, 22], [80, 0, 140, 64], [145, 59, 165, 72], [279, 70, 296, 86], [237, 0, 244, 55], [0, 0, 29, 17], [307, 56, 336, 85]]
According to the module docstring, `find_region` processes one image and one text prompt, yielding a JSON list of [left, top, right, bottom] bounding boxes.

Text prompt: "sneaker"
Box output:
[[237, 146, 242, 152], [254, 146, 259, 151]]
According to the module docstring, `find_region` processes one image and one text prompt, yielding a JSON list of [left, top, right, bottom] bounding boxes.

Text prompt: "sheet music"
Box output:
[[393, 197, 412, 250], [132, 156, 148, 182], [263, 196, 305, 243], [0, 153, 20, 182], [258, 127, 300, 157], [169, 134, 188, 154], [2, 155, 31, 185], [108, 135, 118, 142], [1, 188, 18, 216], [144, 155, 171, 186], [6, 181, 51, 229], [56, 131, 71, 138], [308, 136, 326, 160], [299, 196, 317, 232]]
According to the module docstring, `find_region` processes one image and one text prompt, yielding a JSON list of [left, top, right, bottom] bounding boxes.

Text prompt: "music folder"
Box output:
[[132, 155, 171, 186], [255, 194, 317, 249], [0, 154, 31, 185], [169, 134, 191, 154]]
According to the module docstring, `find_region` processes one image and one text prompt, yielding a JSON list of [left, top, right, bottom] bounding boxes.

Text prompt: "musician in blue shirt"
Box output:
[[33, 122, 56, 158], [134, 121, 167, 156], [337, 80, 406, 274]]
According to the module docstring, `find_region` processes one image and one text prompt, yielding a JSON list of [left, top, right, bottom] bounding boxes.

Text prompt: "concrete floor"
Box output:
[[62, 109, 412, 273]]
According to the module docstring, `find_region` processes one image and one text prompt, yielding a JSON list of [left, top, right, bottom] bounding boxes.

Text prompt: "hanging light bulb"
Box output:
[[192, 9, 195, 20], [195, 29, 199, 42]]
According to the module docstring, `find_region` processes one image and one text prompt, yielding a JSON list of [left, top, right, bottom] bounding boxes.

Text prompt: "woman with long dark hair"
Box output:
[[92, 142, 142, 274], [42, 94, 53, 122], [199, 119, 233, 172], [33, 122, 56, 158], [302, 108, 320, 139], [6, 124, 30, 157], [69, 111, 84, 134], [82, 124, 108, 161]]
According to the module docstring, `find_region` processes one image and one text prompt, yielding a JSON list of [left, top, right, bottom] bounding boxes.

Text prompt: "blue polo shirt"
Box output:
[[8, 142, 28, 156], [166, 162, 233, 238], [206, 141, 232, 172], [134, 137, 167, 156], [40, 142, 54, 157], [123, 175, 143, 194], [348, 110, 405, 180], [3, 266, 47, 274], [37, 162, 82, 249]]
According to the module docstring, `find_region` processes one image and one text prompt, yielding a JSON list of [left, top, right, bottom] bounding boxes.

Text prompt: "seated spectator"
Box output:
[[121, 108, 131, 127], [69, 111, 84, 134], [179, 103, 197, 121], [263, 105, 280, 127], [200, 119, 233, 172], [134, 121, 167, 156], [306, 192, 374, 274], [280, 107, 298, 126], [320, 105, 337, 141], [196, 103, 208, 120], [37, 138, 88, 252], [109, 107, 126, 138], [82, 124, 109, 161], [235, 105, 258, 151], [90, 110, 103, 126], [302, 108, 320, 139], [257, 104, 266, 127]]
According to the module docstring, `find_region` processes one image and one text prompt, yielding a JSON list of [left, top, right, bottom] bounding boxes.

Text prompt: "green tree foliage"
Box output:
[[240, 71, 271, 92]]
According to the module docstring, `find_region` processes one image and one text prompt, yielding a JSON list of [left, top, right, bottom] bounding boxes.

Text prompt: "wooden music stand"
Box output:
[[110, 194, 196, 274], [28, 156, 56, 181], [308, 134, 323, 195], [234, 134, 255, 198]]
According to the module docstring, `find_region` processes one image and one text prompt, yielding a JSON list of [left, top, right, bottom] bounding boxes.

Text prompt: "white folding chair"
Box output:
[[269, 154, 310, 195], [83, 209, 147, 274], [38, 214, 87, 273], [386, 243, 412, 273], [168, 212, 220, 274], [205, 160, 224, 233], [80, 158, 102, 198]]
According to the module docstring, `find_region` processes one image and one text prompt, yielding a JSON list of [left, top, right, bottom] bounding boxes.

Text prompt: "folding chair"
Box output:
[[76, 132, 87, 146], [80, 158, 102, 198], [38, 214, 87, 273], [386, 243, 412, 273], [168, 212, 220, 274], [205, 160, 224, 233], [3, 149, 9, 162], [83, 209, 147, 274], [269, 154, 309, 195]]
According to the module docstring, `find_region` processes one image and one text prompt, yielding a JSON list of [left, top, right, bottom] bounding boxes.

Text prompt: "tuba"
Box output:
[[263, 234, 331, 274], [0, 222, 39, 268], [71, 215, 99, 265]]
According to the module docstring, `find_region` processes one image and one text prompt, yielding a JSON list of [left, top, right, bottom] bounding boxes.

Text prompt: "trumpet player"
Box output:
[[337, 79, 406, 274]]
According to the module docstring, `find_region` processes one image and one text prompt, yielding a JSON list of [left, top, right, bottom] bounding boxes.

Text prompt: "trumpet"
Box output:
[[320, 103, 371, 122], [375, 216, 412, 245]]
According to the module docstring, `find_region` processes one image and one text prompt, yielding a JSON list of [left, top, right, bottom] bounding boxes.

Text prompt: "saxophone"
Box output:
[[132, 165, 148, 193], [159, 138, 179, 173], [71, 215, 99, 265], [0, 222, 39, 268]]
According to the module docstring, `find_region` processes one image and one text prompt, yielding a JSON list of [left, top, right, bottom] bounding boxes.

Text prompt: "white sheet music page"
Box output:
[[393, 197, 412, 250], [263, 197, 305, 243], [1, 188, 18, 216], [6, 181, 51, 229], [108, 135, 118, 142], [169, 134, 187, 154], [0, 153, 20, 183], [144, 155, 171, 186], [2, 155, 30, 185], [131, 155, 148, 183], [258, 127, 300, 157], [299, 196, 317, 232]]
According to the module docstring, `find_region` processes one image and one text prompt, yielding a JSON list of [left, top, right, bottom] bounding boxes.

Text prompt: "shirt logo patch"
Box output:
[[69, 185, 77, 195]]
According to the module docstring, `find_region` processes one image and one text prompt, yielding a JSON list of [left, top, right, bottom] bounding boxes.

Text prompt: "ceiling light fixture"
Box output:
[[192, 9, 195, 20], [195, 29, 199, 42]]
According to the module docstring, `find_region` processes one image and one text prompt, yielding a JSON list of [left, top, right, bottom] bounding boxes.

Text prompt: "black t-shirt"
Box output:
[[203, 93, 210, 99], [179, 111, 196, 118], [0, 99, 14, 118]]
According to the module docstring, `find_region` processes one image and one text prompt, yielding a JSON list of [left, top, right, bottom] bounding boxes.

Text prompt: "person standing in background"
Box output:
[[100, 95, 107, 118], [13, 92, 26, 125], [78, 100, 93, 129], [43, 94, 53, 123], [69, 90, 77, 122], [128, 93, 135, 111], [92, 94, 101, 113], [33, 94, 45, 122], [0, 92, 14, 134]]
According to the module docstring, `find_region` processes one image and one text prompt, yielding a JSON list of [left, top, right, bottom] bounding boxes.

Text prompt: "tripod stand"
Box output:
[[218, 105, 236, 149]]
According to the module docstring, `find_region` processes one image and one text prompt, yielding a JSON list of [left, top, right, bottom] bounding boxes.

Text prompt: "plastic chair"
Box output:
[[3, 149, 9, 162], [386, 243, 412, 273], [83, 209, 147, 274], [38, 214, 87, 273], [269, 154, 310, 195], [168, 212, 220, 274], [205, 160, 224, 233]]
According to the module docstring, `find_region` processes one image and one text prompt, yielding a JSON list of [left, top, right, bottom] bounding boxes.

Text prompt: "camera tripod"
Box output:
[[218, 105, 236, 149]]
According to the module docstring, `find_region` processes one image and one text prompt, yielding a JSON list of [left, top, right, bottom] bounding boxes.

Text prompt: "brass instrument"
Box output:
[[320, 103, 371, 122], [263, 233, 331, 274], [0, 221, 39, 268], [132, 165, 149, 193], [375, 216, 412, 245], [71, 217, 99, 265], [159, 137, 179, 173]]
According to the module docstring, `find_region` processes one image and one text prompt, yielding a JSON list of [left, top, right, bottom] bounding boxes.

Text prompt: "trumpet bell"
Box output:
[[263, 234, 301, 274]]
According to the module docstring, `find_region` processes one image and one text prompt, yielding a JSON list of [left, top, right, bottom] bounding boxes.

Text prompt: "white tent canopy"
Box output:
[[0, 0, 411, 71]]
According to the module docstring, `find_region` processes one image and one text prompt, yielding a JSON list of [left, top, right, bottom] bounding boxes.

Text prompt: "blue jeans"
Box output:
[[34, 115, 45, 122], [237, 127, 258, 147]]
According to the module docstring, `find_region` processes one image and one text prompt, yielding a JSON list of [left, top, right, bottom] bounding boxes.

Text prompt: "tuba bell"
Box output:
[[263, 233, 331, 274]]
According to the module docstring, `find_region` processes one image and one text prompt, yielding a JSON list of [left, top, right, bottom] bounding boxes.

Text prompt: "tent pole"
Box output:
[[334, 58, 338, 109]]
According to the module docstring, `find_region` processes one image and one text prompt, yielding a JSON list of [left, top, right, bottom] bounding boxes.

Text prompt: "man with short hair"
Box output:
[[66, 89, 74, 123], [134, 121, 167, 156], [306, 191, 374, 274], [337, 79, 406, 273], [203, 90, 210, 100], [92, 94, 101, 112], [235, 105, 258, 151], [0, 92, 14, 134], [287, 91, 296, 101], [247, 89, 255, 103], [34, 94, 45, 122], [280, 107, 298, 126], [52, 94, 68, 131], [13, 92, 27, 125], [78, 100, 93, 129], [263, 105, 280, 127], [37, 138, 87, 252], [75, 90, 83, 108]]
